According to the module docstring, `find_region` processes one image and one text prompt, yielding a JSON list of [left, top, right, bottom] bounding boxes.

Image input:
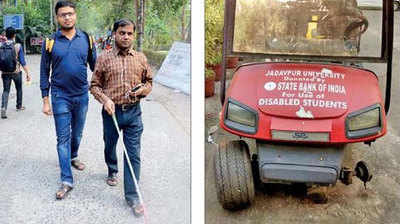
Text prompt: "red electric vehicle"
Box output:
[[214, 0, 394, 210]]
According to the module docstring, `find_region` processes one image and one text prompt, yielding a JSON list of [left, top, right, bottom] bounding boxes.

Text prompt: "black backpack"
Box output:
[[0, 42, 17, 73]]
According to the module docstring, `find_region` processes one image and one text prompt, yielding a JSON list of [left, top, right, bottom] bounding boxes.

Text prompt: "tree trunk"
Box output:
[[185, 16, 191, 42], [52, 0, 58, 31], [136, 0, 144, 52], [181, 1, 185, 41]]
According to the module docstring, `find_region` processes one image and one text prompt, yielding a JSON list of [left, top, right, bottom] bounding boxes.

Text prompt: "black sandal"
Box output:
[[16, 106, 25, 111], [56, 184, 73, 200]]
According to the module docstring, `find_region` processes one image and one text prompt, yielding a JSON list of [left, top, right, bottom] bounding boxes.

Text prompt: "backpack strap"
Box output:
[[81, 31, 94, 50], [14, 43, 21, 72], [45, 31, 94, 62], [81, 30, 94, 63], [45, 33, 56, 54], [14, 43, 21, 56]]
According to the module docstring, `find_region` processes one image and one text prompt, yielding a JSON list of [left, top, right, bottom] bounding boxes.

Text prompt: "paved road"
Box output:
[[205, 10, 400, 224], [0, 55, 190, 224]]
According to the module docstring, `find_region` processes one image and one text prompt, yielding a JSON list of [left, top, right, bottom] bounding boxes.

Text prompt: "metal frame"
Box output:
[[220, 0, 394, 114]]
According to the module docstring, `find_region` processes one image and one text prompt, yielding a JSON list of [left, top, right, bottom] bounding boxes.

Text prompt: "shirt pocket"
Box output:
[[103, 59, 120, 84]]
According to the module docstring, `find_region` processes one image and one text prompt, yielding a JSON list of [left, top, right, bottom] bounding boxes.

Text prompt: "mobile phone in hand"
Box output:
[[132, 83, 144, 92]]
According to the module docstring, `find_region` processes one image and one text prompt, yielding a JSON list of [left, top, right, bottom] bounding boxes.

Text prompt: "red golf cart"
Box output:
[[214, 0, 394, 210]]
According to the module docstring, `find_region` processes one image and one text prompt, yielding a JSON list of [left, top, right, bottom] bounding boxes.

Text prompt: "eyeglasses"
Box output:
[[58, 12, 75, 19]]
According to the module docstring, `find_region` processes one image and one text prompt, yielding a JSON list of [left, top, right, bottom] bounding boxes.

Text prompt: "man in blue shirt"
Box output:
[[1, 27, 31, 119], [40, 0, 96, 200]]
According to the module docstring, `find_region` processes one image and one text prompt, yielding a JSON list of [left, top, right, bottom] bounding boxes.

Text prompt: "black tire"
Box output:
[[214, 140, 255, 210], [395, 1, 400, 11], [251, 154, 261, 190]]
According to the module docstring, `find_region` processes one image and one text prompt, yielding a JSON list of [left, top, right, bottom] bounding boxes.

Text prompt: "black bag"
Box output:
[[0, 42, 17, 73]]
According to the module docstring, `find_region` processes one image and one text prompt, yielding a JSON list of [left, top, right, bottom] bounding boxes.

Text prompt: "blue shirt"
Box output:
[[17, 44, 26, 66], [40, 29, 97, 98]]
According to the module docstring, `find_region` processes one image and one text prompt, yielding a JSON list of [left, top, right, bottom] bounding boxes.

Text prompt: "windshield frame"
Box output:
[[220, 0, 394, 112], [223, 0, 394, 63]]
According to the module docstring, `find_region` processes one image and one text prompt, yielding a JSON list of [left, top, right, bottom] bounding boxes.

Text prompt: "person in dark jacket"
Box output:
[[1, 27, 31, 119]]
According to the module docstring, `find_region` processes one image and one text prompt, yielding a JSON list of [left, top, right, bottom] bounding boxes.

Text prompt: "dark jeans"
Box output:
[[1, 72, 22, 110], [102, 103, 143, 204], [51, 92, 89, 187]]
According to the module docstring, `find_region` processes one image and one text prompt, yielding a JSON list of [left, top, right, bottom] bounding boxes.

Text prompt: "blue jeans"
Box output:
[[1, 72, 22, 110], [102, 103, 143, 204], [51, 92, 89, 187]]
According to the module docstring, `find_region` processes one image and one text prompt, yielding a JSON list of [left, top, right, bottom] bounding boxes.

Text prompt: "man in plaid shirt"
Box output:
[[90, 19, 152, 217]]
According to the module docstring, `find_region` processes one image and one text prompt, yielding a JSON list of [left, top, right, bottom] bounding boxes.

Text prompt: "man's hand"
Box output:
[[134, 86, 145, 96], [26, 73, 31, 82], [42, 97, 52, 116], [130, 86, 145, 99], [104, 99, 115, 115]]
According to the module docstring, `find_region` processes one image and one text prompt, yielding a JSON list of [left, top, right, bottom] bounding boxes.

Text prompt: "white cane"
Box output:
[[111, 113, 147, 220]]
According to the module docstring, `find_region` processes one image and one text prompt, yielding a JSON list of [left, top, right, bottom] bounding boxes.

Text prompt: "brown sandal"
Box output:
[[106, 173, 118, 186], [56, 184, 73, 200], [132, 203, 144, 217], [71, 159, 85, 171]]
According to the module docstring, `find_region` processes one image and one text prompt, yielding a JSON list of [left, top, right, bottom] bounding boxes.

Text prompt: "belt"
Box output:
[[116, 101, 139, 111]]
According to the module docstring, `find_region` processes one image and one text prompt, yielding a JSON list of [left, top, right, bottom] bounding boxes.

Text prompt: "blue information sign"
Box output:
[[3, 14, 24, 30]]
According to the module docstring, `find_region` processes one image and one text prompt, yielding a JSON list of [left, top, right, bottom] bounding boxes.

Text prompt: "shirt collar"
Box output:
[[55, 28, 81, 38], [112, 46, 135, 56]]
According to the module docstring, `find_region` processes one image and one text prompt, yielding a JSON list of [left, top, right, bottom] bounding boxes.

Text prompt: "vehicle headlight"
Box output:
[[348, 108, 380, 131], [224, 99, 258, 134], [227, 103, 256, 126], [346, 104, 382, 139]]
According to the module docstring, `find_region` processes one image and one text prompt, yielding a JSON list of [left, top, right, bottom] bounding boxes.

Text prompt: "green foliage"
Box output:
[[0, 0, 51, 35], [144, 0, 190, 50], [142, 49, 168, 69], [151, 0, 189, 17], [205, 0, 224, 66], [74, 0, 190, 50], [75, 0, 136, 35], [205, 68, 216, 79], [144, 7, 171, 50], [0, 0, 188, 52], [0, 0, 52, 53]]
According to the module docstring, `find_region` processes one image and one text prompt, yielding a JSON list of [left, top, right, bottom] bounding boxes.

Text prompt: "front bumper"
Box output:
[[257, 142, 345, 185]]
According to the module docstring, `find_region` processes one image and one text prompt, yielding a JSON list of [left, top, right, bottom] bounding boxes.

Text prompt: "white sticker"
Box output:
[[321, 68, 333, 76], [296, 106, 314, 118], [264, 82, 276, 91]]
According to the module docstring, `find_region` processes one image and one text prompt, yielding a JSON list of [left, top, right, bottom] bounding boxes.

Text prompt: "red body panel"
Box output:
[[220, 62, 387, 143]]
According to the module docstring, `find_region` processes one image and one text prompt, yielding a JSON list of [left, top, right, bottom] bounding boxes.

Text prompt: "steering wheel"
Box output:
[[343, 17, 368, 40]]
